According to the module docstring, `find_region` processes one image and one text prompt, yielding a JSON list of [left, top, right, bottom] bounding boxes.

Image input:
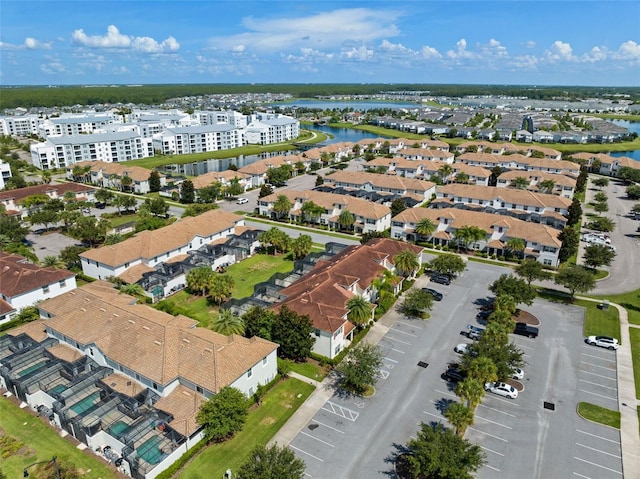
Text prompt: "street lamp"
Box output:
[[23, 456, 61, 479]]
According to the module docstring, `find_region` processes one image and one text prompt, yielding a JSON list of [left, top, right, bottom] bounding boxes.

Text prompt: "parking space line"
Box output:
[[582, 361, 615, 371], [576, 443, 620, 458], [290, 445, 324, 463], [423, 411, 444, 420], [581, 352, 615, 360], [574, 457, 622, 475], [485, 395, 521, 407], [312, 420, 345, 434], [322, 401, 359, 421], [475, 414, 512, 429], [481, 445, 505, 457], [396, 320, 423, 329], [385, 335, 412, 345], [300, 431, 335, 448], [304, 473, 312, 478], [579, 379, 618, 390], [389, 328, 418, 337], [383, 356, 398, 363], [581, 370, 617, 380], [435, 389, 458, 399], [468, 427, 509, 443], [578, 389, 618, 401], [485, 464, 501, 472], [391, 348, 405, 354], [573, 472, 591, 479], [478, 404, 516, 417], [515, 343, 535, 350], [576, 430, 620, 445]]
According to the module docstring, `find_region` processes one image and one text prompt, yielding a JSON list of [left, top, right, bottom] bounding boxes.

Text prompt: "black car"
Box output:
[[513, 322, 539, 338], [442, 364, 466, 383], [95, 202, 106, 209], [430, 273, 452, 285], [421, 287, 443, 301]]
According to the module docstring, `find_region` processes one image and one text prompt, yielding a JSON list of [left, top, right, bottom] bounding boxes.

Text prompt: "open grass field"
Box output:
[[0, 396, 117, 479], [577, 402, 621, 429], [158, 290, 214, 328], [591, 289, 640, 326], [226, 253, 295, 299], [179, 378, 314, 479], [575, 298, 621, 341]]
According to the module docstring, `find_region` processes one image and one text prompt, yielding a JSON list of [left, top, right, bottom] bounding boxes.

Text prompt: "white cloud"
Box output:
[[40, 61, 66, 74], [613, 40, 640, 62], [420, 45, 442, 60], [1, 37, 52, 50], [340, 45, 374, 61], [545, 40, 575, 62], [71, 25, 179, 53], [582, 46, 607, 63], [525, 40, 536, 49]]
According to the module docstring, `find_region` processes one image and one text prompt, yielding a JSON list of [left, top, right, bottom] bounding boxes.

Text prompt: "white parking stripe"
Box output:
[[385, 335, 411, 345], [485, 395, 521, 407], [581, 352, 615, 360], [383, 356, 398, 363], [578, 389, 618, 401], [396, 320, 423, 329], [435, 389, 458, 399], [300, 431, 335, 447], [582, 361, 615, 371], [390, 328, 418, 337], [576, 443, 620, 458], [478, 403, 516, 417], [481, 445, 505, 457], [581, 370, 617, 380], [312, 420, 345, 434], [468, 427, 509, 443], [391, 348, 405, 354], [423, 411, 444, 420], [291, 445, 324, 462], [475, 414, 512, 429], [574, 457, 622, 474], [485, 464, 501, 472], [579, 379, 617, 390], [573, 472, 591, 479], [576, 429, 620, 445]]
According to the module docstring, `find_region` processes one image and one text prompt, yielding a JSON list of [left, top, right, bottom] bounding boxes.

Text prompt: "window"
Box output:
[[196, 386, 203, 394], [262, 357, 268, 366], [247, 368, 253, 378], [543, 259, 552, 266], [42, 285, 50, 294], [59, 279, 66, 287]]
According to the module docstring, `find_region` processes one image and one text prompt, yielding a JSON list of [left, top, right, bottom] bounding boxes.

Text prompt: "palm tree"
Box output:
[[273, 195, 292, 220], [301, 201, 323, 225], [439, 164, 453, 184], [120, 175, 133, 192], [338, 209, 355, 232], [345, 295, 373, 327], [454, 225, 485, 252], [539, 179, 555, 194], [493, 295, 517, 315], [455, 172, 470, 184], [455, 377, 485, 409], [415, 217, 436, 242], [505, 237, 526, 259], [41, 255, 65, 268], [186, 266, 214, 296], [212, 309, 245, 336], [510, 176, 529, 190], [444, 402, 475, 436], [208, 274, 235, 305], [120, 283, 146, 299], [393, 250, 420, 278], [464, 356, 498, 384]]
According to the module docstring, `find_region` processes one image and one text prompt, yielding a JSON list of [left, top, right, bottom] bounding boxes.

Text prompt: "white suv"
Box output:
[[586, 335, 619, 350], [236, 197, 249, 205]]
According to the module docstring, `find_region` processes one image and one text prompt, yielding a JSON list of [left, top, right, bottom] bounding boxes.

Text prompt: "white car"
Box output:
[[511, 367, 525, 380], [236, 197, 249, 205], [454, 343, 468, 354], [586, 335, 619, 350], [484, 382, 518, 399]]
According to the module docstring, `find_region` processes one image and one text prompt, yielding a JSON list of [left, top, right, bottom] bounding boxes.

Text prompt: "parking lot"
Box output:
[[288, 260, 623, 478]]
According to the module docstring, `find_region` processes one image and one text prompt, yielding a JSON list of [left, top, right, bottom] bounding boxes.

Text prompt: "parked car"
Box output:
[[442, 364, 466, 383], [422, 287, 443, 301], [513, 322, 539, 338], [585, 335, 619, 350], [82, 207, 91, 213], [465, 324, 485, 340], [454, 343, 469, 354], [484, 382, 518, 399], [511, 367, 525, 380], [95, 202, 106, 209], [236, 197, 249, 204], [431, 273, 452, 285]]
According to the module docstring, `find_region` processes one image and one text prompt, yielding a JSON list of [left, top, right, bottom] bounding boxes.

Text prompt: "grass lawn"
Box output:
[[158, 290, 215, 328], [280, 358, 330, 381], [575, 298, 621, 341], [226, 253, 295, 299], [589, 289, 640, 326], [0, 396, 117, 479], [577, 402, 621, 428], [107, 213, 139, 228], [179, 378, 314, 479], [630, 328, 640, 400]]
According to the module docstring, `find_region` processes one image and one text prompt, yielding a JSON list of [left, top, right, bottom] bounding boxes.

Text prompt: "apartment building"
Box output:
[[245, 114, 300, 145], [0, 160, 12, 189], [152, 124, 244, 155]]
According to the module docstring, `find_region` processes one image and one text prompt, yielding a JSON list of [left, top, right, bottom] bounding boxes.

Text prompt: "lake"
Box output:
[[609, 119, 640, 161]]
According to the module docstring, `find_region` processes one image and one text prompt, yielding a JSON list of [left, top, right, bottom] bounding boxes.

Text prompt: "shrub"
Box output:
[[498, 255, 505, 261]]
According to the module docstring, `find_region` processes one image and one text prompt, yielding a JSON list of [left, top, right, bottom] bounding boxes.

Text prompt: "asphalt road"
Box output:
[[289, 259, 622, 479]]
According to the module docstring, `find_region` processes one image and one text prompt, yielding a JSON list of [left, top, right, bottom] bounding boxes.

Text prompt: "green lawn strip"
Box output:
[[246, 217, 358, 241], [226, 253, 294, 299], [179, 378, 315, 479], [280, 358, 329, 381], [577, 402, 621, 428], [0, 396, 117, 479], [158, 290, 214, 327], [630, 328, 640, 400], [575, 298, 621, 341], [588, 290, 640, 326], [107, 213, 139, 228]]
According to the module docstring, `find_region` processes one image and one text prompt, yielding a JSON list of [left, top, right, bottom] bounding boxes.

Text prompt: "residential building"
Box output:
[[0, 115, 39, 136], [395, 148, 455, 163], [190, 170, 252, 193], [458, 152, 580, 177], [245, 113, 299, 145], [152, 124, 244, 155], [66, 161, 167, 195], [37, 113, 117, 137], [451, 163, 492, 186], [0, 183, 96, 218], [257, 189, 392, 234], [391, 207, 562, 267], [570, 152, 640, 177], [0, 252, 76, 324], [80, 210, 244, 280], [0, 280, 277, 479], [0, 160, 12, 190], [496, 170, 576, 198]]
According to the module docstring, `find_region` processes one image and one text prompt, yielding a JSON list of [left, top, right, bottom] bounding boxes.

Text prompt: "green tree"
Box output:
[[226, 177, 244, 197], [242, 306, 277, 341], [273, 195, 293, 220], [336, 343, 383, 395], [119, 283, 146, 300], [271, 305, 314, 361], [439, 163, 453, 184], [626, 185, 640, 200], [0, 215, 29, 243], [41, 255, 65, 268], [464, 356, 498, 384], [428, 253, 466, 277], [454, 225, 485, 251], [391, 198, 407, 216], [393, 250, 420, 277], [489, 274, 537, 306], [196, 386, 249, 443], [444, 402, 475, 436], [504, 237, 525, 259], [586, 216, 615, 232], [237, 444, 306, 479], [567, 198, 583, 226], [199, 183, 222, 203], [558, 226, 580, 263], [593, 191, 608, 203], [120, 174, 133, 192], [415, 217, 436, 242], [69, 216, 110, 246], [539, 179, 556, 194], [592, 177, 609, 189], [114, 194, 137, 214], [345, 295, 373, 327], [290, 234, 312, 260], [258, 183, 274, 198], [455, 378, 485, 409], [514, 259, 552, 286], [455, 172, 470, 184], [406, 422, 486, 479], [186, 266, 215, 296], [555, 265, 596, 299], [401, 289, 434, 318], [583, 244, 616, 270], [300, 201, 324, 224], [95, 188, 114, 205], [180, 180, 196, 204], [148, 170, 162, 192], [510, 176, 529, 189], [208, 274, 235, 305], [593, 201, 609, 215], [212, 309, 245, 336], [338, 209, 355, 231], [59, 245, 89, 270], [29, 209, 59, 231]]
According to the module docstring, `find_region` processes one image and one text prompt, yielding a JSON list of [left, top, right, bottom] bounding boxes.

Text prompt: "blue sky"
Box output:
[[1, 1, 639, 86]]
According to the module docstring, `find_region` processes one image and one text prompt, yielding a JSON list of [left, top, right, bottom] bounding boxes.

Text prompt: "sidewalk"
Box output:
[[577, 296, 640, 476]]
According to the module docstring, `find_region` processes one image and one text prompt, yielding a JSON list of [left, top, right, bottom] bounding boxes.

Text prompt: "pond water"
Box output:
[[609, 119, 640, 161]]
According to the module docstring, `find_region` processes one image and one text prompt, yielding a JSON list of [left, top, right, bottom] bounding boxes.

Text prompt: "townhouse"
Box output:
[[454, 141, 521, 155], [257, 189, 392, 234], [0, 281, 277, 479], [80, 210, 244, 280], [451, 163, 492, 186], [391, 208, 562, 267], [0, 252, 77, 324], [496, 170, 577, 198], [433, 184, 571, 229], [238, 154, 309, 188], [570, 152, 640, 177], [190, 170, 252, 193], [395, 147, 455, 164], [273, 238, 423, 358], [67, 161, 167, 194], [458, 152, 580, 176], [0, 182, 96, 218], [323, 171, 436, 205]]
